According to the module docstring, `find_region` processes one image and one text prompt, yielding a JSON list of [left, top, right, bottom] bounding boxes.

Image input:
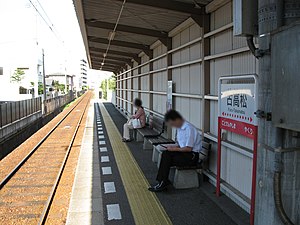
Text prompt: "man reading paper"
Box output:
[[148, 110, 202, 192]]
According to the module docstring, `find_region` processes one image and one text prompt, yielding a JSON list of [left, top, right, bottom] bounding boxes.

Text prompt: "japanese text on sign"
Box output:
[[220, 83, 257, 126]]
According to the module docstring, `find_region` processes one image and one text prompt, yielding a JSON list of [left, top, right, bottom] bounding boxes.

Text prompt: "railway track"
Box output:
[[0, 92, 92, 224]]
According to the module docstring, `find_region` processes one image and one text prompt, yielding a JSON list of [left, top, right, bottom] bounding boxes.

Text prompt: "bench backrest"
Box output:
[[199, 140, 211, 161], [149, 115, 166, 135]]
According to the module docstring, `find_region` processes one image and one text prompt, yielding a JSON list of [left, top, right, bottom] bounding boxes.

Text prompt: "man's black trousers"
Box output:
[[156, 151, 199, 182]]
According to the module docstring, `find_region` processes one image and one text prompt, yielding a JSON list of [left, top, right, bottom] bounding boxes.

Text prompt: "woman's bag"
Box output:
[[127, 118, 133, 126], [132, 118, 142, 129]]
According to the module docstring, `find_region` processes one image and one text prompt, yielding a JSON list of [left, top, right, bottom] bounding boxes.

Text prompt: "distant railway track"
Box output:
[[0, 92, 91, 224]]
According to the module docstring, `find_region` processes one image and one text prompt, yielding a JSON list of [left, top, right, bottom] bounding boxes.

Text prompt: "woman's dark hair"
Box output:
[[133, 98, 142, 107], [164, 110, 183, 122]]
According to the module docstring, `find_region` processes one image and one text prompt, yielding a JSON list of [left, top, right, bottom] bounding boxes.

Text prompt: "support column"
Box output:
[[256, 1, 300, 224], [166, 38, 173, 139], [124, 66, 128, 114], [130, 62, 134, 114], [148, 51, 154, 112], [201, 14, 210, 136]]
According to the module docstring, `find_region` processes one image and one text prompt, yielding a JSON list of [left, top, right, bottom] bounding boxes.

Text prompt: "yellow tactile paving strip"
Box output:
[[99, 103, 172, 225]]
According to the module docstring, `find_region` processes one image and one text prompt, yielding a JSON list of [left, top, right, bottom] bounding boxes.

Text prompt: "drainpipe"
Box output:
[[273, 149, 295, 225]]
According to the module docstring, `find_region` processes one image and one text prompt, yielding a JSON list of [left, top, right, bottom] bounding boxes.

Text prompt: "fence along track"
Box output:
[[0, 92, 91, 224], [0, 93, 88, 190]]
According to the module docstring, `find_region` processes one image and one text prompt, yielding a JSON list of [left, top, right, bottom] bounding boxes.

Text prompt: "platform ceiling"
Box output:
[[74, 0, 213, 73]]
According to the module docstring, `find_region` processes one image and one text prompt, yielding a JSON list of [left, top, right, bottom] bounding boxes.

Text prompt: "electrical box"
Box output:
[[271, 23, 300, 131], [233, 0, 258, 36]]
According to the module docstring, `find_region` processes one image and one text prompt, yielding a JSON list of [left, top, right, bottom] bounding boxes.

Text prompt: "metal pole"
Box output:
[[42, 49, 46, 114], [250, 126, 258, 225], [216, 117, 222, 197], [65, 65, 67, 94]]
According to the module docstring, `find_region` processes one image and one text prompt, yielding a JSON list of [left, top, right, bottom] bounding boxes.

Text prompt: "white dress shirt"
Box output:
[[177, 121, 202, 153]]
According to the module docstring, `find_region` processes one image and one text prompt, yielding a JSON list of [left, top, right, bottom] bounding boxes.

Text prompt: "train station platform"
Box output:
[[66, 101, 249, 225]]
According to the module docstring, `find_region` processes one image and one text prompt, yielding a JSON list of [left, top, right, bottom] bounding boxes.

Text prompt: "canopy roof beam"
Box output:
[[88, 36, 150, 51], [111, 0, 205, 14], [86, 20, 168, 38], [89, 47, 138, 58]]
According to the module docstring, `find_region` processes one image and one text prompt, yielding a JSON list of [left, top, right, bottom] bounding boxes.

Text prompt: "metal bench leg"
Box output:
[[143, 138, 153, 150], [152, 146, 159, 163], [172, 169, 199, 189], [136, 131, 144, 142]]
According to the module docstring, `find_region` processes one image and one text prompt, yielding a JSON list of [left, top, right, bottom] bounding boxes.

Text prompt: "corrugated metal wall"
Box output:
[[116, 0, 258, 212]]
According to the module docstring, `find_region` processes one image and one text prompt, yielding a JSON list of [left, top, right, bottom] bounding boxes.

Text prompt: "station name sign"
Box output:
[[219, 78, 258, 139]]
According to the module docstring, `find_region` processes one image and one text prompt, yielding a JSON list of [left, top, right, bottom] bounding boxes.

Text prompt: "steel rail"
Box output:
[[38, 94, 91, 225], [0, 92, 87, 190]]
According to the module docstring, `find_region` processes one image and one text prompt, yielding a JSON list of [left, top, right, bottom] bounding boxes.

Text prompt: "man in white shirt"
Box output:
[[148, 110, 202, 192]]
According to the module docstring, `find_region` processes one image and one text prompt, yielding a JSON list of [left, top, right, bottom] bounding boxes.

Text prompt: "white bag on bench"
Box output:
[[132, 118, 142, 129]]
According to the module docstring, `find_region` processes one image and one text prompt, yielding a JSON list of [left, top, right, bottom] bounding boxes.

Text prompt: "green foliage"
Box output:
[[101, 79, 107, 100], [38, 82, 44, 95], [52, 80, 65, 92], [11, 68, 25, 83], [100, 76, 116, 100], [108, 76, 116, 90]]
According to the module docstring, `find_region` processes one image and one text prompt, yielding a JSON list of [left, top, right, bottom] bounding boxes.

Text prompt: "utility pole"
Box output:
[[42, 49, 46, 114], [255, 1, 300, 224]]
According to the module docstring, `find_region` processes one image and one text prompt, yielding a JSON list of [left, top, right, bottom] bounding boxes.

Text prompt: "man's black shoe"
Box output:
[[148, 181, 170, 192]]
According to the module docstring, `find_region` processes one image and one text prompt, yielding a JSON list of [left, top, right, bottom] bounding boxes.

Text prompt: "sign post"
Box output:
[[217, 75, 258, 225], [166, 81, 173, 110]]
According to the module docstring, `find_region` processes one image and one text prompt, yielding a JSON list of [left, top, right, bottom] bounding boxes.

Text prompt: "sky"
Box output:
[[0, 0, 112, 87]]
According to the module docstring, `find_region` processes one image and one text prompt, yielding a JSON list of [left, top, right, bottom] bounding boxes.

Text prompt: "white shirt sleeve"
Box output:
[[185, 127, 196, 148]]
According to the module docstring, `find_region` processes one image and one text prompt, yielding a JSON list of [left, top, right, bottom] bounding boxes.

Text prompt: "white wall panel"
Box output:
[[211, 1, 232, 30], [141, 76, 149, 91], [190, 43, 201, 61], [141, 93, 149, 108], [189, 64, 202, 95], [180, 66, 190, 93], [210, 57, 232, 95], [172, 68, 181, 92]]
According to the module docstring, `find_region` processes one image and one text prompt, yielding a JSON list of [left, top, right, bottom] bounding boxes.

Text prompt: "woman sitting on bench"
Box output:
[[148, 110, 202, 192], [122, 98, 146, 142]]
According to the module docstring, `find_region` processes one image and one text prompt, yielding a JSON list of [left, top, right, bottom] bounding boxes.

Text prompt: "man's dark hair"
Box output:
[[133, 98, 142, 107], [164, 110, 183, 122]]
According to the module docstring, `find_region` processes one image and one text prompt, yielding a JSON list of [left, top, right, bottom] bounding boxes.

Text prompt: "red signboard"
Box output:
[[217, 75, 258, 225], [219, 117, 257, 140]]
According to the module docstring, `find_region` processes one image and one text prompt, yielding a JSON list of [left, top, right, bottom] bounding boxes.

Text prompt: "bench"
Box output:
[[153, 140, 211, 189], [136, 115, 174, 150], [172, 141, 211, 189]]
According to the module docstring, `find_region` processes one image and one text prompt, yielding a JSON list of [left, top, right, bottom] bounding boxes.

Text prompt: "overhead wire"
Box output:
[[27, 0, 64, 44], [101, 0, 127, 70]]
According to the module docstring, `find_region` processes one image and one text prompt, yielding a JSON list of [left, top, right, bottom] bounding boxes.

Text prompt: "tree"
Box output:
[[38, 82, 44, 95], [108, 76, 116, 90], [52, 80, 65, 92], [101, 79, 108, 100], [11, 68, 25, 83]]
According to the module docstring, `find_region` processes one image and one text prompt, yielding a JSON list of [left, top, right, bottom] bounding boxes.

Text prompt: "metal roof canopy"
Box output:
[[74, 0, 212, 72]]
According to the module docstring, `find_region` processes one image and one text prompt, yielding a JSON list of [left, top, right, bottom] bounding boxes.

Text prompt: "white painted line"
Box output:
[[102, 167, 112, 175], [104, 182, 116, 194], [99, 141, 106, 145], [98, 131, 104, 135], [98, 127, 103, 131], [107, 204, 122, 220], [100, 147, 108, 152], [101, 156, 110, 162], [98, 135, 105, 139]]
